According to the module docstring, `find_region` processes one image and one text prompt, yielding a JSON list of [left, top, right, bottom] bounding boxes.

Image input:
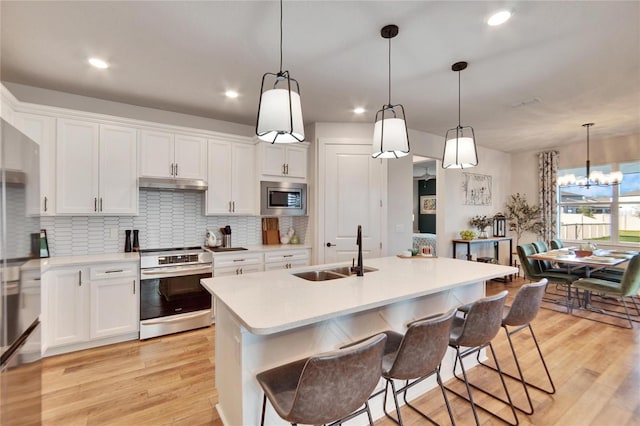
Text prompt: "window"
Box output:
[[558, 161, 640, 245]]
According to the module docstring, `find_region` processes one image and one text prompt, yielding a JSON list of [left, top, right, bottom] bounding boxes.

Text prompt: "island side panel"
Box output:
[[219, 281, 484, 426]]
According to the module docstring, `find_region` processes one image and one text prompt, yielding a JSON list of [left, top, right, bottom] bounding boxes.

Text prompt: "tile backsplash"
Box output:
[[42, 190, 309, 256]]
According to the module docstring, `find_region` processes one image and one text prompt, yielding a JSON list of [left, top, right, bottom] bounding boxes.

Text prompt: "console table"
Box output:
[[452, 237, 513, 282]]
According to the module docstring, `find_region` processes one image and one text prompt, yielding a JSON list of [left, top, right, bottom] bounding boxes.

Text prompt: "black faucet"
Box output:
[[351, 225, 364, 276]]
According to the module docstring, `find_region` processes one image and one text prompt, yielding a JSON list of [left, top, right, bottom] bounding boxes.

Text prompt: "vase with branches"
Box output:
[[504, 193, 543, 246], [469, 215, 492, 239]]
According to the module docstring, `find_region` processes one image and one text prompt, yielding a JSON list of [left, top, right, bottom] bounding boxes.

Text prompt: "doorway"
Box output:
[[413, 156, 438, 254]]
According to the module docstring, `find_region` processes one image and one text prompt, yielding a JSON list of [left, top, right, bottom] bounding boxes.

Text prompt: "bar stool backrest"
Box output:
[[289, 333, 386, 425], [621, 255, 640, 297], [503, 279, 548, 327], [517, 244, 543, 281], [388, 309, 456, 380], [452, 291, 508, 348]]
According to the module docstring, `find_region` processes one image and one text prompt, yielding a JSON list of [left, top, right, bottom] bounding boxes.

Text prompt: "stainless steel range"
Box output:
[[139, 246, 213, 339]]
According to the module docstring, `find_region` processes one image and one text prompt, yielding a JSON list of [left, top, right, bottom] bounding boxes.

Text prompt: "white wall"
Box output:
[[510, 133, 640, 246]]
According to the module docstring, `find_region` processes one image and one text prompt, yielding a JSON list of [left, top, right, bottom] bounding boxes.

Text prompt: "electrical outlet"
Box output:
[[110, 228, 118, 239]]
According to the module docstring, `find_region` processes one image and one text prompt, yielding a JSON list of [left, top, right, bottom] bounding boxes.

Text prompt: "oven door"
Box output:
[[139, 265, 212, 339]]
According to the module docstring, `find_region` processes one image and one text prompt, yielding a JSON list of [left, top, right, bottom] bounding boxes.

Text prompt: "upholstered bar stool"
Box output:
[[256, 333, 386, 426], [376, 309, 457, 426], [444, 291, 518, 426], [474, 279, 555, 415]]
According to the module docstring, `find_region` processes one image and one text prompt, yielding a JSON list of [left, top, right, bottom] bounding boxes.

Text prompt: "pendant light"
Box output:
[[442, 61, 478, 169], [256, 0, 304, 144], [557, 123, 623, 187], [372, 24, 410, 159]]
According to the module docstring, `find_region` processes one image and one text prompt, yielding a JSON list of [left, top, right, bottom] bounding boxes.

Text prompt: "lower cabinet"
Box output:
[[44, 261, 138, 355], [264, 249, 310, 270]]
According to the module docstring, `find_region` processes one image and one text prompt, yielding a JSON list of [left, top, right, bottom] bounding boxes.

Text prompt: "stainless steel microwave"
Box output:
[[260, 181, 307, 216]]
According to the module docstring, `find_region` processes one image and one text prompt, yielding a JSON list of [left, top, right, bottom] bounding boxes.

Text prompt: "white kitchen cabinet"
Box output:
[[89, 264, 138, 339], [43, 260, 139, 356], [46, 267, 89, 348], [212, 252, 263, 277], [206, 137, 256, 215], [259, 143, 308, 180], [139, 130, 207, 180], [264, 248, 310, 271], [56, 119, 137, 215], [14, 112, 56, 215]]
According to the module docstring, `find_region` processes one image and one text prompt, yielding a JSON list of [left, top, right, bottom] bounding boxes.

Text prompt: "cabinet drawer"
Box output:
[[264, 258, 309, 271], [264, 249, 310, 264], [214, 263, 263, 277], [90, 264, 137, 280], [213, 252, 263, 268]]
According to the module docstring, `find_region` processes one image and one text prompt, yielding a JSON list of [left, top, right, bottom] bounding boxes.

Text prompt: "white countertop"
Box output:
[[202, 256, 517, 335], [22, 252, 140, 272], [204, 244, 311, 254]]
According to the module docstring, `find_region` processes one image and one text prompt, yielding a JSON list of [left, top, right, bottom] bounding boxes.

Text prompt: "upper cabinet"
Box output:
[[14, 112, 56, 215], [56, 119, 137, 215], [139, 130, 207, 180], [259, 144, 308, 181], [206, 137, 256, 215]]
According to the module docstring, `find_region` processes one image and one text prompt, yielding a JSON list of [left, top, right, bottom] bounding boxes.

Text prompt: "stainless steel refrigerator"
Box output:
[[0, 118, 42, 425]]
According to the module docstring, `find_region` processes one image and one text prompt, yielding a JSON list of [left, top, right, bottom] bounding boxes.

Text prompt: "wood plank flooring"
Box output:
[[41, 277, 640, 425]]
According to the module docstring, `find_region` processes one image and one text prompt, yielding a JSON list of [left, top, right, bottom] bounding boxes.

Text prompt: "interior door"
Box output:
[[324, 144, 384, 263]]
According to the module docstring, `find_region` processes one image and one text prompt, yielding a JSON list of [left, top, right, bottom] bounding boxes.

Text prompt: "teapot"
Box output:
[[206, 230, 218, 247]]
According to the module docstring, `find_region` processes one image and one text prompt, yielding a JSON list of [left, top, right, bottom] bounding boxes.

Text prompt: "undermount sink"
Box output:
[[292, 270, 346, 282], [292, 266, 378, 282]]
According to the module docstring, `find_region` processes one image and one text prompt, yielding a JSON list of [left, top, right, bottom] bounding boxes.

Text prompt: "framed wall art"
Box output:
[[420, 195, 436, 214], [462, 173, 492, 206]]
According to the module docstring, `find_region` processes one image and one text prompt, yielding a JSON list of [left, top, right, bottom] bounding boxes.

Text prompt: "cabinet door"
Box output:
[[90, 277, 138, 339], [139, 130, 174, 178], [261, 144, 286, 177], [56, 119, 99, 214], [174, 134, 207, 180], [206, 139, 233, 214], [285, 145, 307, 179], [99, 124, 138, 214], [15, 113, 56, 215], [46, 268, 88, 347], [231, 143, 256, 215]]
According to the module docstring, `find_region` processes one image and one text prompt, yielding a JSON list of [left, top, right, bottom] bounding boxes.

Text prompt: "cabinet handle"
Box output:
[[229, 201, 232, 212], [44, 196, 47, 212], [233, 259, 246, 262], [105, 269, 124, 274], [232, 201, 235, 212], [175, 163, 178, 176], [282, 164, 286, 174], [133, 280, 136, 294], [283, 254, 293, 258], [100, 197, 103, 212], [240, 268, 243, 275], [285, 164, 289, 175], [94, 197, 97, 212], [171, 163, 175, 176], [78, 270, 82, 286]]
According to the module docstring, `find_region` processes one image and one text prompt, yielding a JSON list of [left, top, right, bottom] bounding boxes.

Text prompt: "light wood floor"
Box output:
[[41, 277, 640, 426]]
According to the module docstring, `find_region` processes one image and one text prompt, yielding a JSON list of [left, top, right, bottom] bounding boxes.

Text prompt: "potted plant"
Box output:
[[504, 193, 543, 246], [469, 215, 492, 239]]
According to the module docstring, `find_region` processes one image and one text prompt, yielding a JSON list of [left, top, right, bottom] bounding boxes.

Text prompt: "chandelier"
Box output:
[[558, 123, 623, 188]]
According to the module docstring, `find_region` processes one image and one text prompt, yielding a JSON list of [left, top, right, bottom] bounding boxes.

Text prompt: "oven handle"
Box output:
[[140, 265, 212, 279], [141, 310, 210, 325]]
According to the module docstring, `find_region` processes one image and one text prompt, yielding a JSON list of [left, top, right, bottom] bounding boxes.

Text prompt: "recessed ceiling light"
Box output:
[[88, 57, 109, 69], [487, 10, 512, 26], [225, 90, 239, 99], [353, 107, 365, 114]]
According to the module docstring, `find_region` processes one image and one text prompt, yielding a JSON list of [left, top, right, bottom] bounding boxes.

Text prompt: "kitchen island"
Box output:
[[202, 256, 517, 425]]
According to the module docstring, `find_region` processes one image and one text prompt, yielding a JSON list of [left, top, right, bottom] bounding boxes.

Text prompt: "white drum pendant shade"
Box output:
[[372, 117, 409, 158], [443, 135, 478, 168], [257, 88, 304, 143]]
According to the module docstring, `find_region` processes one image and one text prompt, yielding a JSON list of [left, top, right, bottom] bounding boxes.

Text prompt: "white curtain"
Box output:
[[538, 151, 558, 243]]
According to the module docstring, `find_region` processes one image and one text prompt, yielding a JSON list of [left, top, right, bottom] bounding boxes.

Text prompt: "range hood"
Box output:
[[138, 177, 207, 191]]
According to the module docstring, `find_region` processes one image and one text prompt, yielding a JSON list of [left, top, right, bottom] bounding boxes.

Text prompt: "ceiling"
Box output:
[[1, 1, 639, 153]]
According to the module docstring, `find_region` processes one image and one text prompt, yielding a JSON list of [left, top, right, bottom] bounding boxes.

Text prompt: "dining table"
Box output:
[[527, 248, 638, 309]]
